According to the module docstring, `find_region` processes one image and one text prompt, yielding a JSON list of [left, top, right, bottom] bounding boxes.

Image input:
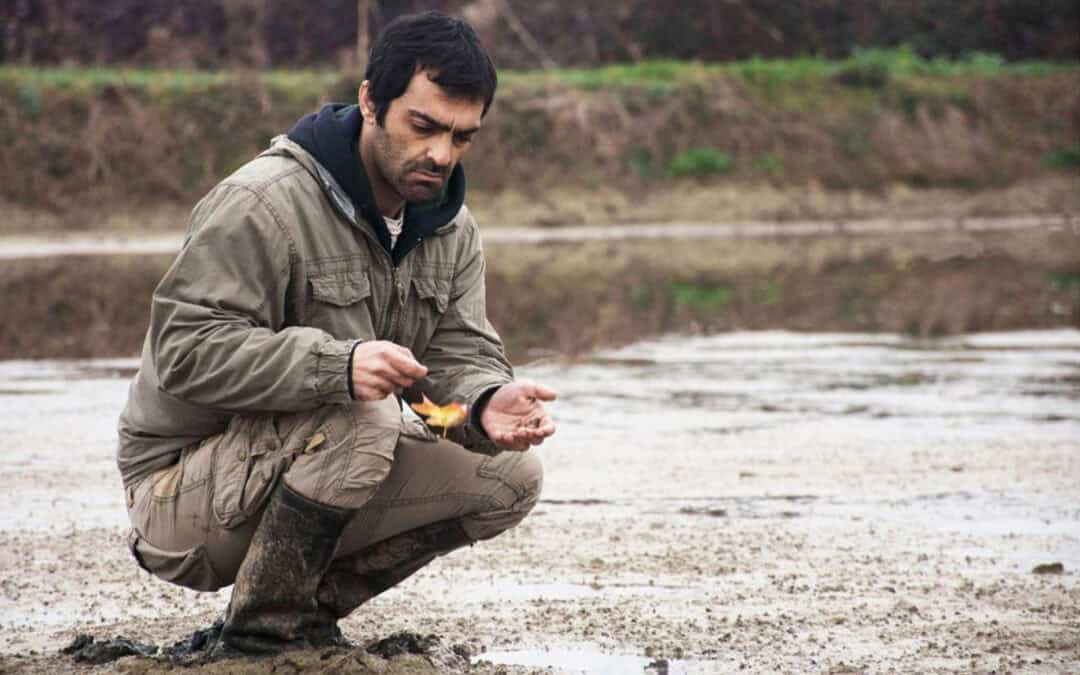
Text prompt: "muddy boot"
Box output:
[[213, 481, 353, 658], [310, 519, 472, 643]]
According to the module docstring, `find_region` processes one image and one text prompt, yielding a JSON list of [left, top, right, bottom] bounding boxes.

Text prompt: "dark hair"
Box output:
[[364, 11, 497, 125]]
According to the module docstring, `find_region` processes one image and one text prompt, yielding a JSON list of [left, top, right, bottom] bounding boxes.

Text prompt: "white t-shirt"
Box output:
[[384, 212, 404, 249]]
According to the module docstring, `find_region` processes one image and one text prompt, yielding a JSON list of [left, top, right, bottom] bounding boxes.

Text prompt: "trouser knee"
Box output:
[[283, 396, 402, 511], [464, 449, 544, 541]]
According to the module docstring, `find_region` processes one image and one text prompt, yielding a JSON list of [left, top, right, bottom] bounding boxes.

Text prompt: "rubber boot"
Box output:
[[213, 481, 353, 658], [309, 519, 472, 645]]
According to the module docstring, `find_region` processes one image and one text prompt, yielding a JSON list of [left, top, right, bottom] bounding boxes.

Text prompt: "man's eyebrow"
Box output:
[[408, 109, 481, 135]]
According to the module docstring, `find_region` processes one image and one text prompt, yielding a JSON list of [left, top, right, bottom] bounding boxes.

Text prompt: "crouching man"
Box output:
[[116, 11, 555, 657]]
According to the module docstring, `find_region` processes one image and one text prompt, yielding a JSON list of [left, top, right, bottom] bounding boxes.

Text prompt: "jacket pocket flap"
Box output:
[[412, 277, 450, 313], [310, 273, 371, 307]]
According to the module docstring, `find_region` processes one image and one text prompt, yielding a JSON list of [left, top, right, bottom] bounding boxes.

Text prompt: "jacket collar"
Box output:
[[283, 104, 466, 264]]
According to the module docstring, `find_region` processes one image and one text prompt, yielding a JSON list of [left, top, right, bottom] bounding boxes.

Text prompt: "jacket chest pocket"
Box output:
[[400, 273, 452, 354], [308, 272, 378, 341]]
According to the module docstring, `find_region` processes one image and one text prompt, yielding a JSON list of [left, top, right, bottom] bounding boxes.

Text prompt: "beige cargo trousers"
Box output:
[[125, 393, 542, 595]]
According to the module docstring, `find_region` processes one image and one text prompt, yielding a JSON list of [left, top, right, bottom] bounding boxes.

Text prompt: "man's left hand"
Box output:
[[479, 381, 557, 451]]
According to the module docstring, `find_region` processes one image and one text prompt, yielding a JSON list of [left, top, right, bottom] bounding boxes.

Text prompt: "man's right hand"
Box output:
[[350, 341, 428, 401]]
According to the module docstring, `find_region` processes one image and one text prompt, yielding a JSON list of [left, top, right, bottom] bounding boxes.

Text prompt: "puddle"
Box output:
[[542, 499, 614, 506], [69, 364, 140, 380], [477, 643, 719, 674], [677, 506, 726, 517], [460, 581, 705, 604], [0, 388, 59, 396]]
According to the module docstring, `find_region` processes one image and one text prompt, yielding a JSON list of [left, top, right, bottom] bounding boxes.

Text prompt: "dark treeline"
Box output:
[[3, 0, 1077, 69]]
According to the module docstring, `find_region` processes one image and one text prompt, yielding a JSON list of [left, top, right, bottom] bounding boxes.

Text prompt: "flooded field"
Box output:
[[1, 331, 1078, 673]]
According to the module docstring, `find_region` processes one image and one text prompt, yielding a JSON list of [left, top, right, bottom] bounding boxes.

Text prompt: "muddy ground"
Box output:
[[1, 332, 1078, 674]]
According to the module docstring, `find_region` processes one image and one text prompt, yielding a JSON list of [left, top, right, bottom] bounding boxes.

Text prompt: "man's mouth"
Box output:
[[412, 170, 447, 184]]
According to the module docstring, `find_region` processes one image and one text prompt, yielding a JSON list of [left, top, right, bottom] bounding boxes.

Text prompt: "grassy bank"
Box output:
[[1, 51, 1078, 233], [2, 227, 1077, 361]]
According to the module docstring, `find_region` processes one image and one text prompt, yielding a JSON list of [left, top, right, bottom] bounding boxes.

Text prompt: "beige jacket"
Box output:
[[117, 137, 513, 488]]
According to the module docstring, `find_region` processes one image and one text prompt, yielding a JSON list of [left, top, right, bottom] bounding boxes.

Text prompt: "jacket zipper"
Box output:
[[321, 178, 429, 344], [350, 217, 409, 343]]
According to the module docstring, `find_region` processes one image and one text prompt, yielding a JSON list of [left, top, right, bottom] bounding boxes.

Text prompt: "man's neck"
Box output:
[[358, 135, 404, 219]]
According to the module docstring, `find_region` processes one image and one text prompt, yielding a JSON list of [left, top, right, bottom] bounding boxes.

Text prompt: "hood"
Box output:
[[286, 103, 466, 263]]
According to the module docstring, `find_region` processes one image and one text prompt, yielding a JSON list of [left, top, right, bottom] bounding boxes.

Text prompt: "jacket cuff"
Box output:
[[449, 382, 509, 455], [453, 423, 504, 456], [314, 339, 355, 404], [468, 385, 501, 437], [344, 340, 362, 400]]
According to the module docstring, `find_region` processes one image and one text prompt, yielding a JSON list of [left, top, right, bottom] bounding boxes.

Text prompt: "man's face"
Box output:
[[362, 70, 484, 204]]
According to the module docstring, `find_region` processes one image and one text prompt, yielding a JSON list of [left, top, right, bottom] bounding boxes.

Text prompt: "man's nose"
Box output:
[[427, 134, 453, 169]]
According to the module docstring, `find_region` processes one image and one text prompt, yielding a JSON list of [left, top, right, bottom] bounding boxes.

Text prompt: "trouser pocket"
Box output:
[[284, 398, 402, 510], [211, 415, 290, 529], [126, 529, 224, 592]]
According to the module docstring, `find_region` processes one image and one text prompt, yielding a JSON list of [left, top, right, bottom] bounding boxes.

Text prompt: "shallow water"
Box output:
[[478, 643, 716, 674], [1, 330, 1078, 547], [1, 331, 1078, 671]]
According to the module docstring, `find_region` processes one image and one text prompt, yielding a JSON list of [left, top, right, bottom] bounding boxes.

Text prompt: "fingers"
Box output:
[[522, 381, 558, 402], [352, 370, 404, 400], [353, 383, 393, 401], [532, 419, 556, 437], [490, 417, 556, 451], [384, 348, 428, 380], [351, 341, 427, 399], [369, 358, 420, 389]]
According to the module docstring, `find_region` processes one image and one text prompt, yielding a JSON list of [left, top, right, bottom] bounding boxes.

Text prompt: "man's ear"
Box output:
[[358, 81, 376, 124]]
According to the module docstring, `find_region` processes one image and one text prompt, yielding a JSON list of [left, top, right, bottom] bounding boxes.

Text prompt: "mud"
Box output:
[[61, 635, 157, 665], [1031, 563, 1065, 575], [1, 331, 1079, 673], [50, 629, 469, 674]]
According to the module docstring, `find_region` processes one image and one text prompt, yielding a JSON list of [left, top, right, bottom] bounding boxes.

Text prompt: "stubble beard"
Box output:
[[371, 126, 448, 204]]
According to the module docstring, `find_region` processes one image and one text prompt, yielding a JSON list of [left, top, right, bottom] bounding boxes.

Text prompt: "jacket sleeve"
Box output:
[[149, 183, 355, 412], [407, 215, 514, 454]]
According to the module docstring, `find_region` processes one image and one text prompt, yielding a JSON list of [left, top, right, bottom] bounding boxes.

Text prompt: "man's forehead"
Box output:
[[397, 70, 484, 128]]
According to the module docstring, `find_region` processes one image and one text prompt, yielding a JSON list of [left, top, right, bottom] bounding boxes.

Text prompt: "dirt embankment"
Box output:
[[1, 66, 1078, 234], [1, 224, 1078, 361]]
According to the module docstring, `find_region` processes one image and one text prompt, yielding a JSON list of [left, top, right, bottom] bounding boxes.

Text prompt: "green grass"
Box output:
[[1047, 269, 1080, 291], [755, 279, 784, 305], [0, 66, 343, 102], [1046, 146, 1080, 170], [756, 153, 784, 177], [3, 47, 1071, 98], [671, 281, 735, 310], [667, 147, 733, 178]]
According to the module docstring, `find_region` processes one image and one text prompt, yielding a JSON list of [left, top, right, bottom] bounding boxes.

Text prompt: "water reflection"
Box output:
[[478, 643, 717, 674], [536, 330, 1080, 434]]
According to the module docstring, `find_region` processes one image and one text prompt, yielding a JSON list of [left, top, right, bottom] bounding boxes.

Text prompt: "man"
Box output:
[[116, 11, 555, 657]]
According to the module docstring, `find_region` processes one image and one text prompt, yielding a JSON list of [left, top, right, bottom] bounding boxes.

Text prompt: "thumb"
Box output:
[[524, 382, 558, 402]]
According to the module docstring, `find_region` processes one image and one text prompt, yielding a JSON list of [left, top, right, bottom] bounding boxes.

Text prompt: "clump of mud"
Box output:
[[61, 634, 157, 664], [58, 629, 471, 674], [368, 632, 472, 667]]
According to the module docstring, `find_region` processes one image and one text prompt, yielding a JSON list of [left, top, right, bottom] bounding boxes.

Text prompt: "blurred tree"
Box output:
[[0, 0, 1075, 67], [358, 0, 371, 72]]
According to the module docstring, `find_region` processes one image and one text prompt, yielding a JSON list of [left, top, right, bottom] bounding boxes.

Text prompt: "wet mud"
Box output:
[[61, 634, 157, 665], [49, 629, 469, 674], [2, 331, 1079, 673]]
